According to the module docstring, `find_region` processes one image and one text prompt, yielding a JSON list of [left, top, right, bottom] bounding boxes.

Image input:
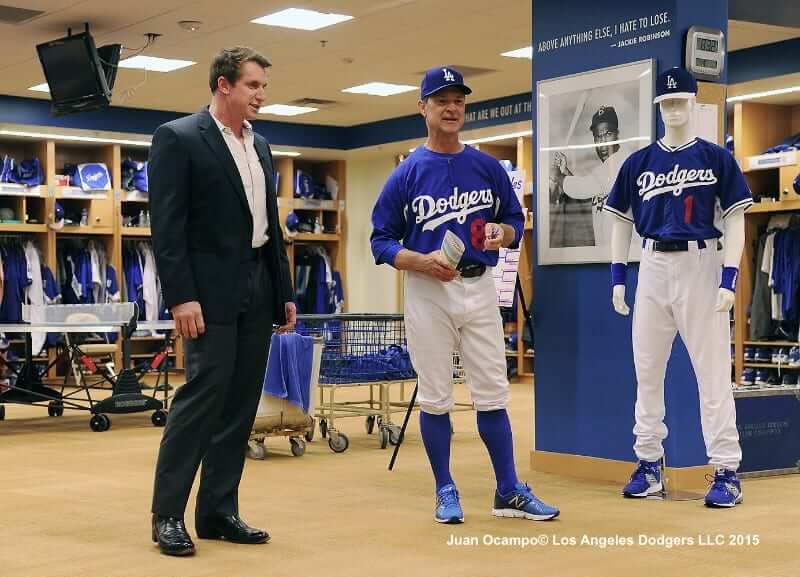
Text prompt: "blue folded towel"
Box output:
[[263, 332, 314, 414]]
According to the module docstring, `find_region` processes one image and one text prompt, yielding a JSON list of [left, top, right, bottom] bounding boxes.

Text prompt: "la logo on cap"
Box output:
[[666, 75, 678, 89], [443, 68, 455, 82]]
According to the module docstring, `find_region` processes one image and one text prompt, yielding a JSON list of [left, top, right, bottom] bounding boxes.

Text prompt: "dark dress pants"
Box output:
[[151, 257, 274, 519]]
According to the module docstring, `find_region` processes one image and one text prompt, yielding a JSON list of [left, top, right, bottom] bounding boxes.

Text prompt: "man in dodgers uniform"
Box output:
[[371, 66, 559, 524], [604, 68, 751, 508]]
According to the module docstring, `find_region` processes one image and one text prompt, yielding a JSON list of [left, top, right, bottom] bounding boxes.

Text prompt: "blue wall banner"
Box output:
[[736, 394, 800, 474]]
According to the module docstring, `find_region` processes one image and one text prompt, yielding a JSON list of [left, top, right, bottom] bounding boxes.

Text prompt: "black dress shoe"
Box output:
[[152, 515, 196, 556], [195, 514, 269, 544]]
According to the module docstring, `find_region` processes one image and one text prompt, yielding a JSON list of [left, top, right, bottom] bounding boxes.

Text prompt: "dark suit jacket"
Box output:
[[148, 108, 293, 325]]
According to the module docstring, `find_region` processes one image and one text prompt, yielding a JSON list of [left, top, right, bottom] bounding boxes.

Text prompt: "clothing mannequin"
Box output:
[[611, 96, 745, 314], [603, 68, 752, 508]]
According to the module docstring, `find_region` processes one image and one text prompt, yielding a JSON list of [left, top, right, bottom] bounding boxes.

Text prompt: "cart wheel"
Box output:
[[290, 437, 306, 457], [388, 425, 401, 446], [151, 409, 168, 427], [0, 405, 5, 421], [47, 400, 64, 417], [319, 419, 328, 438], [379, 427, 389, 450], [247, 440, 267, 460], [365, 415, 375, 434], [328, 432, 349, 453], [304, 419, 315, 442], [90, 414, 111, 432]]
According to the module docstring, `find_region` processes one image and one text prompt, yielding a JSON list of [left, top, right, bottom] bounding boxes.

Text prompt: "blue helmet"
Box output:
[[285, 211, 299, 233], [49, 201, 65, 230]]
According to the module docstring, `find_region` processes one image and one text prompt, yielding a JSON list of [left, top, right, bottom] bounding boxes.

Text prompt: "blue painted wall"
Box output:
[[533, 0, 728, 467], [728, 38, 800, 85], [0, 91, 531, 150]]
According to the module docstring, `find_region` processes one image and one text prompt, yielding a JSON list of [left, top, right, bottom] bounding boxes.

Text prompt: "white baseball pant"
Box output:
[[632, 239, 742, 470], [404, 270, 509, 414]]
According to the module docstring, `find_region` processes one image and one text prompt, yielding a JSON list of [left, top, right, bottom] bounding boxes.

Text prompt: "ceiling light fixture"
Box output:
[[342, 82, 417, 96], [259, 104, 319, 116], [727, 85, 800, 103], [119, 55, 196, 72], [0, 129, 151, 147], [501, 46, 533, 59], [271, 150, 301, 157], [410, 129, 535, 152], [178, 20, 203, 31], [463, 129, 533, 145], [251, 8, 353, 31], [28, 83, 49, 93]]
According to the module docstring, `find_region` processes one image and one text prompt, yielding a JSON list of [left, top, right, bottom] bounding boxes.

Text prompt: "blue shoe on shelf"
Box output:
[[704, 469, 743, 508], [492, 482, 560, 521], [622, 459, 663, 498], [754, 369, 770, 386], [755, 347, 772, 363], [434, 483, 464, 524], [740, 368, 756, 386]]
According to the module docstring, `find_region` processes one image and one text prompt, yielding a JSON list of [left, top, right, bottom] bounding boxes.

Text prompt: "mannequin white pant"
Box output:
[[632, 239, 742, 470], [405, 270, 509, 415]]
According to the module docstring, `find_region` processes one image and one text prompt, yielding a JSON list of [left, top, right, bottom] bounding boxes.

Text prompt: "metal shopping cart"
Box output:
[[296, 314, 471, 453]]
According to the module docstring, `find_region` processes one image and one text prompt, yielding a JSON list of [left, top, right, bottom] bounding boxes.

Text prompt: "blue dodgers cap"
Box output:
[[653, 67, 697, 104], [420, 66, 472, 99]]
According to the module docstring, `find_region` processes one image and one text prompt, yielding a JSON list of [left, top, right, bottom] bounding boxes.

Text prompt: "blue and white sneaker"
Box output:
[[755, 347, 772, 363], [755, 369, 770, 386], [493, 482, 559, 520], [705, 469, 743, 508], [622, 459, 663, 498], [789, 347, 800, 367], [743, 347, 755, 362], [434, 483, 464, 524], [740, 368, 756, 387]]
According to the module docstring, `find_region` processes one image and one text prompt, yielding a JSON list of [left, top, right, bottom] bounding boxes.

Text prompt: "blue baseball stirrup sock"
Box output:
[[419, 411, 454, 491], [477, 409, 519, 496]]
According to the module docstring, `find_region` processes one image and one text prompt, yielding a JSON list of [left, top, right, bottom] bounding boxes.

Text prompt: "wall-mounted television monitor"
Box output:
[[36, 32, 114, 116]]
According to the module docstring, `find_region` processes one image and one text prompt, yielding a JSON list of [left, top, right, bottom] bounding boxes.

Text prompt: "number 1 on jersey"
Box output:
[[683, 195, 694, 224]]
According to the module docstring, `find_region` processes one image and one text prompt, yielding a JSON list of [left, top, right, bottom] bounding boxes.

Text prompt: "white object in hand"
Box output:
[[440, 230, 465, 269]]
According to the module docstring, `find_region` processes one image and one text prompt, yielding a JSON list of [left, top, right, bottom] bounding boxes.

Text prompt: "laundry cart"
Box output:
[[247, 333, 323, 459], [295, 314, 421, 453]]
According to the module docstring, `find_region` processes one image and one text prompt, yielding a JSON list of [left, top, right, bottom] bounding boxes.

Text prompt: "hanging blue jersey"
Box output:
[[0, 245, 27, 323], [124, 248, 145, 320], [106, 264, 120, 302], [604, 138, 752, 241], [42, 266, 60, 303], [371, 145, 524, 267]]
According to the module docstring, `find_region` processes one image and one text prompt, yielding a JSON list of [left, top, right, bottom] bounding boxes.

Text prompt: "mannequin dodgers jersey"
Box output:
[[603, 138, 752, 240], [370, 145, 524, 268]]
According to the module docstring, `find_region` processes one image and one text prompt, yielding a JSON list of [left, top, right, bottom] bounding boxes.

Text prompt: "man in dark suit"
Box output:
[[148, 46, 295, 557]]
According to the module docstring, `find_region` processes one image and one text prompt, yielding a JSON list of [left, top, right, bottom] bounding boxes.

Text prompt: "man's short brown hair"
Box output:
[[209, 46, 271, 93]]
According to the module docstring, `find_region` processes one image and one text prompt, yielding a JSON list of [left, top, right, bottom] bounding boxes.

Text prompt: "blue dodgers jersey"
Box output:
[[371, 145, 524, 267], [604, 138, 753, 240]]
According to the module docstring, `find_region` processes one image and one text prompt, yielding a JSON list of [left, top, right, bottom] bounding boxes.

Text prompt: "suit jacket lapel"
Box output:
[[198, 109, 251, 218]]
